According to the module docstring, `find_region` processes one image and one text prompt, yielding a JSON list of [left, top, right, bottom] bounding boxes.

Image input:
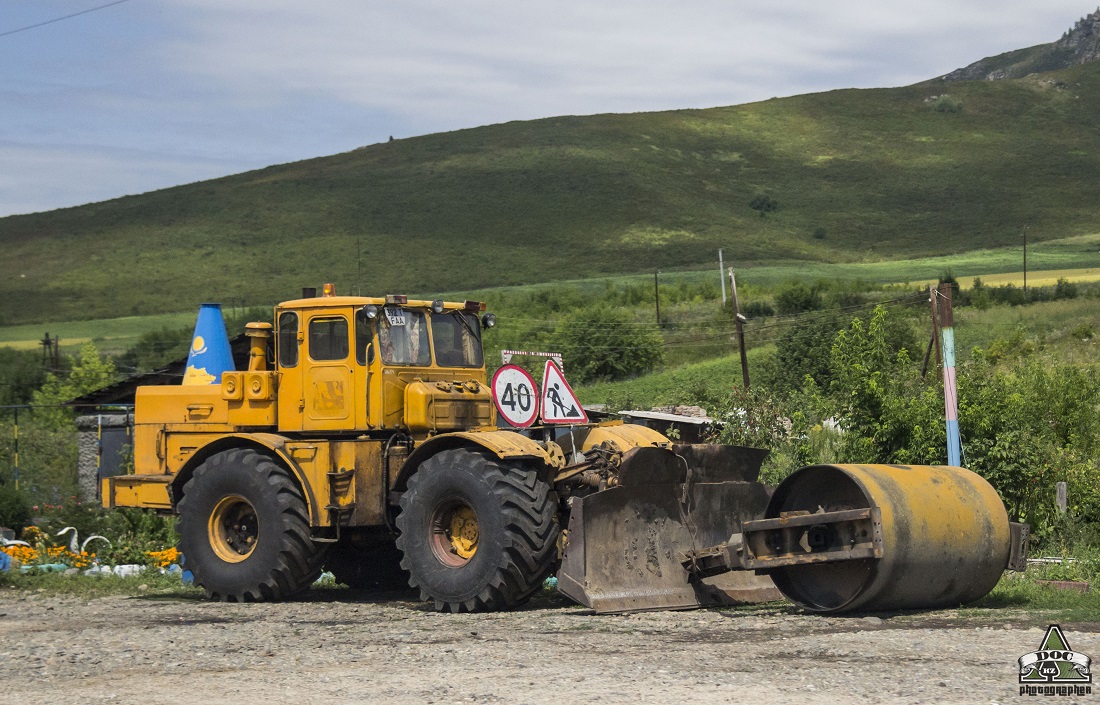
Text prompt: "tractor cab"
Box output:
[[272, 287, 496, 435]]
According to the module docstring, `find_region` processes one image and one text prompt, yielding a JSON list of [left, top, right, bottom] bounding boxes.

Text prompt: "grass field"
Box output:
[[5, 237, 1100, 358], [575, 293, 1100, 410]]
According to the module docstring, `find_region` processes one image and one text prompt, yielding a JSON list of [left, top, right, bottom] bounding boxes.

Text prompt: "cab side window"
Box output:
[[278, 312, 299, 368], [309, 317, 349, 361]]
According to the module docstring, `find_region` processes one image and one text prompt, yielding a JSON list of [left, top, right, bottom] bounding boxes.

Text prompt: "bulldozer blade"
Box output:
[[556, 446, 782, 613]]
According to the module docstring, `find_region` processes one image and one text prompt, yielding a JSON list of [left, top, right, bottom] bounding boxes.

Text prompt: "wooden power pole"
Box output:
[[728, 268, 750, 388]]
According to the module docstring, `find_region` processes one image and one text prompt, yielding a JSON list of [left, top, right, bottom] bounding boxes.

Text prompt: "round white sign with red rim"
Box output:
[[491, 364, 541, 428]]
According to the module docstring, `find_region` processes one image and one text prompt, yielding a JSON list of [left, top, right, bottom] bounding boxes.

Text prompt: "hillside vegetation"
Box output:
[[4, 60, 1100, 325]]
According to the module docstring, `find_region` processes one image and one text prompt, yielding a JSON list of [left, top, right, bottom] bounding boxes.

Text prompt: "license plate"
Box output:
[[384, 307, 406, 326]]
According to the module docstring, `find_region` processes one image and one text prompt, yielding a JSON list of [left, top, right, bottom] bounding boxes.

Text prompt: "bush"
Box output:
[[551, 306, 665, 384], [742, 300, 775, 319], [774, 282, 823, 315], [748, 194, 778, 218], [0, 483, 31, 533], [33, 498, 178, 566], [933, 95, 962, 113]]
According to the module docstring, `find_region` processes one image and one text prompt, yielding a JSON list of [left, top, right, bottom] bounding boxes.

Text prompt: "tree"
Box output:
[[551, 306, 664, 384], [117, 325, 192, 374], [748, 194, 778, 218], [0, 348, 46, 405], [32, 343, 117, 430]]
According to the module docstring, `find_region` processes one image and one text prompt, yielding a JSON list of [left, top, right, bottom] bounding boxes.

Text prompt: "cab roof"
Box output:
[[275, 295, 483, 311]]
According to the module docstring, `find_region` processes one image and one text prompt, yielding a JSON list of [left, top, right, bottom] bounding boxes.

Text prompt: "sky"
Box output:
[[0, 0, 1094, 217]]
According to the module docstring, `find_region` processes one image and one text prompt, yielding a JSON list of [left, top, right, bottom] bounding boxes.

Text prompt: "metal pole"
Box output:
[[13, 406, 19, 491], [729, 268, 750, 388], [719, 249, 726, 304], [97, 413, 103, 493], [938, 284, 961, 466], [654, 270, 661, 327]]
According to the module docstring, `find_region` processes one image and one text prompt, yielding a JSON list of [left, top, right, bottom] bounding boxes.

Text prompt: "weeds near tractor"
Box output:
[[0, 570, 200, 599]]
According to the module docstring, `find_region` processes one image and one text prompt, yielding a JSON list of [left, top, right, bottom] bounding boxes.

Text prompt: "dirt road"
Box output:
[[1, 587, 1095, 705]]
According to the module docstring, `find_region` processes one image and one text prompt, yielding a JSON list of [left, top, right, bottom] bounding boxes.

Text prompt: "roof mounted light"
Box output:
[[464, 300, 486, 312], [322, 283, 336, 297], [431, 299, 445, 314], [481, 313, 497, 329], [386, 294, 408, 305], [360, 304, 379, 319]]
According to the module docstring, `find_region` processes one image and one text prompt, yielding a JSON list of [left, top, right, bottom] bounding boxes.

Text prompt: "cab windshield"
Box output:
[[378, 307, 430, 366], [430, 311, 483, 367]]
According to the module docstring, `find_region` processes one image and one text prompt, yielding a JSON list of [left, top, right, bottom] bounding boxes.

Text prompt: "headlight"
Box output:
[[481, 313, 497, 329], [361, 304, 379, 319], [431, 299, 445, 314]]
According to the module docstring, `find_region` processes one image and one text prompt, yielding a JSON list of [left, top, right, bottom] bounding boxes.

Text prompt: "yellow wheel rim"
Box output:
[[208, 495, 258, 563], [429, 501, 479, 567]]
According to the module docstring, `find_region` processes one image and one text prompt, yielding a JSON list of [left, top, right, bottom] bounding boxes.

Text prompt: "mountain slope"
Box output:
[[4, 62, 1100, 325], [943, 9, 1100, 81]]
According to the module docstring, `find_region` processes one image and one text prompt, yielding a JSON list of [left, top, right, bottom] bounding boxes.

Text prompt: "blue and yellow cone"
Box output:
[[183, 303, 235, 385]]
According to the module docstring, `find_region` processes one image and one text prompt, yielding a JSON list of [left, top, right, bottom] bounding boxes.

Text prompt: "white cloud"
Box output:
[[162, 0, 1091, 121]]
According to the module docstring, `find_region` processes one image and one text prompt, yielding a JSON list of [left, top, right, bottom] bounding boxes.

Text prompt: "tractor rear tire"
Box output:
[[177, 448, 325, 602], [395, 448, 558, 612]]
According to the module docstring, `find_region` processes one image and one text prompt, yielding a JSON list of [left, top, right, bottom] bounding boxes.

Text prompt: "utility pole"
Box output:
[[729, 268, 750, 388], [41, 333, 60, 371], [719, 249, 726, 304], [653, 270, 661, 327], [920, 284, 942, 378], [938, 284, 961, 466]]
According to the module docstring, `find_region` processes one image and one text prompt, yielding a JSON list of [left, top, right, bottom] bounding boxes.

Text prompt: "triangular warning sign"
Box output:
[[540, 359, 588, 424]]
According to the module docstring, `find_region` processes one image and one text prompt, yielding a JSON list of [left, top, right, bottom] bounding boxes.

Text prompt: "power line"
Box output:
[[0, 0, 133, 39]]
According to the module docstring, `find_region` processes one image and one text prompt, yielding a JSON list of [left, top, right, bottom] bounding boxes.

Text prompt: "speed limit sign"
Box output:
[[491, 364, 541, 428]]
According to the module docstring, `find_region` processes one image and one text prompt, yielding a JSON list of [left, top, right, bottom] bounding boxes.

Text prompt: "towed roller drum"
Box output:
[[761, 464, 1013, 613]]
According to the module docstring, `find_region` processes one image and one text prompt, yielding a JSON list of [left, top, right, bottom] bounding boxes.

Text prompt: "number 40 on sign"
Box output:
[[491, 365, 541, 428]]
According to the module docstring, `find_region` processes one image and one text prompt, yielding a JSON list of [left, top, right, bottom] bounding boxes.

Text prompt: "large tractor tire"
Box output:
[[395, 448, 558, 612], [177, 448, 325, 602], [324, 540, 411, 592]]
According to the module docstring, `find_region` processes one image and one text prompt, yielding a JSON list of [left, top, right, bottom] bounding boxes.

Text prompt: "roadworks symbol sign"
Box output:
[[540, 359, 588, 424], [1019, 624, 1092, 697]]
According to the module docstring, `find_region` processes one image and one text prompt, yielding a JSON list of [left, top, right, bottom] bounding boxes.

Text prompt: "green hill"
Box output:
[[5, 61, 1100, 325]]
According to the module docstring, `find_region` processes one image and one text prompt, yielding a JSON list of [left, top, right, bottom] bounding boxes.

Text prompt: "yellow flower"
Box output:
[[146, 547, 181, 568]]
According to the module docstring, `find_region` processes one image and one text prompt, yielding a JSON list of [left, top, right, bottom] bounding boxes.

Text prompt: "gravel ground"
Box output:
[[1, 587, 1096, 705]]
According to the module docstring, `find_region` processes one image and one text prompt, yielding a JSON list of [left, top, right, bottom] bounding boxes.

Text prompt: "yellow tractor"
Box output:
[[103, 288, 1027, 613]]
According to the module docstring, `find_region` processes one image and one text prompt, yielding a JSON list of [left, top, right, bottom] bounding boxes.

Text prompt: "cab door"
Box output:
[[276, 310, 305, 432], [303, 314, 354, 431]]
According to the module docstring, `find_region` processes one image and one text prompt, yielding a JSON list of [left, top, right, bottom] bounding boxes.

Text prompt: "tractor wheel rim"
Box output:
[[429, 501, 479, 567], [208, 495, 259, 563]]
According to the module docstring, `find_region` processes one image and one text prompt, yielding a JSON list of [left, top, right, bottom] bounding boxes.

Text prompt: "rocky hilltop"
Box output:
[[943, 8, 1100, 81]]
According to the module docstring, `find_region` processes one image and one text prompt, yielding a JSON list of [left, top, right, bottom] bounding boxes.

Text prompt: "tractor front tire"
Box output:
[[395, 448, 558, 612], [177, 448, 325, 602]]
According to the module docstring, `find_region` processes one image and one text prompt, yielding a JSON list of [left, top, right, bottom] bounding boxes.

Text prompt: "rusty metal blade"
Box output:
[[671, 444, 769, 483], [557, 447, 782, 613]]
